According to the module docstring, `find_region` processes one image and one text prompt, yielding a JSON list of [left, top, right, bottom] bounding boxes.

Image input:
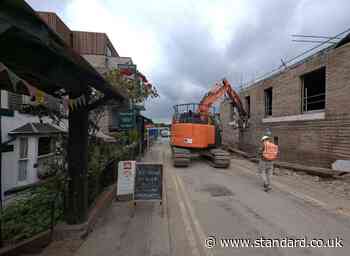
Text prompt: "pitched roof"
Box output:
[[335, 32, 350, 48], [8, 123, 65, 135]]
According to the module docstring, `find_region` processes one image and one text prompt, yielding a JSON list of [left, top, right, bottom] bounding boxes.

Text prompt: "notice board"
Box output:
[[134, 163, 163, 201]]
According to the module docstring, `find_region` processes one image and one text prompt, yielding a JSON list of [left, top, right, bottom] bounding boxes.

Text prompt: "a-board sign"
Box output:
[[117, 161, 136, 196], [134, 163, 163, 201]]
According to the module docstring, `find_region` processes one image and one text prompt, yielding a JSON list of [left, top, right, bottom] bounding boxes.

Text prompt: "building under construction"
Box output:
[[221, 35, 350, 168]]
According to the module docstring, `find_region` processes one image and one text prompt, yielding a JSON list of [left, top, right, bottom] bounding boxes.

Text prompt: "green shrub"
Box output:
[[1, 180, 64, 242]]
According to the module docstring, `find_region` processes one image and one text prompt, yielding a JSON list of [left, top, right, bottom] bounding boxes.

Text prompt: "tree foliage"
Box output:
[[104, 69, 159, 103]]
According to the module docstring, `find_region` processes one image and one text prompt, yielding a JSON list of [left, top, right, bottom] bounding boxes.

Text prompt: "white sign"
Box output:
[[332, 160, 350, 173], [117, 161, 136, 195], [184, 138, 192, 144]]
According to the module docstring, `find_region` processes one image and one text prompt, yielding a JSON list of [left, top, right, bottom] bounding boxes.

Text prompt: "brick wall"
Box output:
[[221, 42, 350, 168], [220, 100, 239, 147]]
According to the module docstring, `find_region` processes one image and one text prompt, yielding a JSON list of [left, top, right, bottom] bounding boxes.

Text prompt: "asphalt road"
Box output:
[[69, 138, 349, 256], [163, 139, 350, 256]]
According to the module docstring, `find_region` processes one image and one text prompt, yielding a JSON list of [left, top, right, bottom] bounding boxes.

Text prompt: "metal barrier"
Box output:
[[87, 142, 140, 207], [0, 142, 142, 247], [0, 181, 64, 247]]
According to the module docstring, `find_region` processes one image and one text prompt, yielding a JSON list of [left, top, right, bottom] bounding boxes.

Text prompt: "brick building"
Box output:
[[221, 36, 350, 168], [38, 12, 141, 136]]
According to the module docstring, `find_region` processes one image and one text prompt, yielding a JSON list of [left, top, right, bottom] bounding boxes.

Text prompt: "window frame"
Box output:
[[8, 92, 24, 111], [264, 87, 273, 117], [300, 67, 326, 113], [19, 137, 28, 160], [38, 136, 55, 157], [245, 95, 251, 118], [18, 137, 29, 183]]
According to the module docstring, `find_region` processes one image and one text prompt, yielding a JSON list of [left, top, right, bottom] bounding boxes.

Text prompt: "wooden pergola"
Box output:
[[0, 0, 128, 224]]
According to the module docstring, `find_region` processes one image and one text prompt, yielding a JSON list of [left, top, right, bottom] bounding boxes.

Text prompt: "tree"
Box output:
[[104, 69, 159, 103]]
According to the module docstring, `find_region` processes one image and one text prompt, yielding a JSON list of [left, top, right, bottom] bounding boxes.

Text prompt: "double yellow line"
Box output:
[[171, 170, 214, 256]]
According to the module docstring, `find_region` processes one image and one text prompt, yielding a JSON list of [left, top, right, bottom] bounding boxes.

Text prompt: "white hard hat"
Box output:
[[261, 135, 271, 141]]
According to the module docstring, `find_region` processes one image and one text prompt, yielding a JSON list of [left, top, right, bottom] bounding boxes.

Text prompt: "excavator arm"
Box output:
[[199, 79, 247, 122]]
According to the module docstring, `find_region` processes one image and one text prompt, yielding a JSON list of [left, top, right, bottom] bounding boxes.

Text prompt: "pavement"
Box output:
[[41, 138, 350, 256]]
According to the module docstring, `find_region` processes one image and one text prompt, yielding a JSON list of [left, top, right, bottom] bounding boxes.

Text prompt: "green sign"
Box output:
[[0, 108, 14, 117], [118, 111, 135, 130], [1, 145, 14, 153], [117, 64, 137, 72]]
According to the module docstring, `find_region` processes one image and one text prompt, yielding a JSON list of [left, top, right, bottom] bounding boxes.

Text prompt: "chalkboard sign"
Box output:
[[134, 163, 163, 201]]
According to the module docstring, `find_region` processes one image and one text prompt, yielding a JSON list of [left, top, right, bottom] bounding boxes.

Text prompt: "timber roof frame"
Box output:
[[0, 0, 128, 104]]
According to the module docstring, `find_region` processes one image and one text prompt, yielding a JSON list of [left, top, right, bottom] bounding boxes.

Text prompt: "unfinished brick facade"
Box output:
[[221, 41, 350, 168]]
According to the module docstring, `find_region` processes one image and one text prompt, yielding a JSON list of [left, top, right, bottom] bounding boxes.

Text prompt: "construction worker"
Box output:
[[258, 135, 279, 192]]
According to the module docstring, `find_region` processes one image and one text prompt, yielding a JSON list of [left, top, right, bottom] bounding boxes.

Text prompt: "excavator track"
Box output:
[[202, 148, 231, 168], [172, 147, 191, 167]]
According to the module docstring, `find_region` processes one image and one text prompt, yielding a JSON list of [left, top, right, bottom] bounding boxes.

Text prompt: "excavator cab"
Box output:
[[173, 103, 207, 124]]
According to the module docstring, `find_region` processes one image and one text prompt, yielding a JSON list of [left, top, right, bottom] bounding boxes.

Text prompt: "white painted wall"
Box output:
[[1, 93, 68, 199], [1, 112, 41, 198], [1, 90, 8, 108], [2, 136, 39, 190]]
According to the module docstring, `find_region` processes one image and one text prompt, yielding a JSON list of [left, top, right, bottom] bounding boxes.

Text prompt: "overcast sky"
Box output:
[[27, 0, 350, 123]]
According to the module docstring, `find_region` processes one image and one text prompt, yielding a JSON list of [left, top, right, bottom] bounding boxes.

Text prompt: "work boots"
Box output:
[[264, 183, 272, 192]]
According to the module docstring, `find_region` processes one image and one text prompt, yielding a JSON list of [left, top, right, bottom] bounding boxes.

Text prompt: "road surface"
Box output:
[[71, 139, 349, 256]]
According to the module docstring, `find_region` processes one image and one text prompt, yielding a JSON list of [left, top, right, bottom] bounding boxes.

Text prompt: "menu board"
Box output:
[[134, 163, 163, 201]]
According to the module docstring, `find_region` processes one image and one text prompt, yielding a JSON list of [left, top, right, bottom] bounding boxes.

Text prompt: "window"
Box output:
[[245, 96, 251, 118], [264, 87, 273, 116], [274, 136, 279, 145], [19, 137, 28, 159], [38, 137, 54, 156], [18, 161, 28, 181], [106, 45, 112, 57], [301, 67, 326, 112], [18, 138, 28, 182], [8, 92, 23, 111]]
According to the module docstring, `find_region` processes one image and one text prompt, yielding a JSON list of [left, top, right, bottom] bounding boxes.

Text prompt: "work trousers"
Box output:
[[258, 159, 274, 187]]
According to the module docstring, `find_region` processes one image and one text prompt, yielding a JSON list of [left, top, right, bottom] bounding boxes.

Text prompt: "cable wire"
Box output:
[[242, 27, 350, 88]]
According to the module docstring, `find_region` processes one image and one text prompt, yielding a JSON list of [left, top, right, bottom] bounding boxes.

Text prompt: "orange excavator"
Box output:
[[171, 79, 248, 168]]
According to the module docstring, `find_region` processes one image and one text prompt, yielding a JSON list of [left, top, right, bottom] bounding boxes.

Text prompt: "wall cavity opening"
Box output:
[[245, 96, 251, 118], [264, 87, 273, 116], [301, 67, 326, 112]]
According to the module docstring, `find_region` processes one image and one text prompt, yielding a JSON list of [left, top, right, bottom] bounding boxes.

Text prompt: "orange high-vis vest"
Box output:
[[263, 141, 278, 161]]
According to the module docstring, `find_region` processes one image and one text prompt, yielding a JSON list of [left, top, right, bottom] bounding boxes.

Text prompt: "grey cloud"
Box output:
[[25, 0, 350, 123], [150, 0, 350, 122]]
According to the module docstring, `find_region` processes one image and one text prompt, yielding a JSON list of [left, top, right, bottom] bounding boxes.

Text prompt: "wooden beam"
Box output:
[[86, 95, 113, 111], [65, 99, 89, 224]]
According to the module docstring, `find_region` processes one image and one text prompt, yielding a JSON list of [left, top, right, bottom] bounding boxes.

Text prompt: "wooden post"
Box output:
[[65, 101, 89, 224]]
